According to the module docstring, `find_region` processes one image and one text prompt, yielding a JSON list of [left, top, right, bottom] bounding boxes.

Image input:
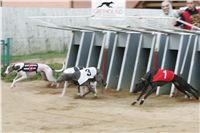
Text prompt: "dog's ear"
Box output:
[[13, 65, 20, 70], [141, 77, 147, 81], [72, 71, 80, 81]]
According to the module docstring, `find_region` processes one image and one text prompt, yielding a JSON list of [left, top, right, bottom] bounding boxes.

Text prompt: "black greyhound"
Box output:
[[132, 68, 199, 105], [56, 67, 106, 97], [97, 1, 114, 8]]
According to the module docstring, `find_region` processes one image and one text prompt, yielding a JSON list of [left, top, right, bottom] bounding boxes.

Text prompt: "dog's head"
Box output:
[[4, 64, 20, 75], [132, 69, 156, 93], [95, 69, 107, 87], [132, 78, 147, 93]]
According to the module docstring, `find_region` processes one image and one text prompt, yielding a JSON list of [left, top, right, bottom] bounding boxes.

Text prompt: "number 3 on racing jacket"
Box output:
[[77, 67, 97, 85]]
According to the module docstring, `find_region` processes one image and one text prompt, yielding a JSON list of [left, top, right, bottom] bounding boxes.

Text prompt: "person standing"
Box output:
[[175, 0, 200, 30], [161, 0, 179, 17]]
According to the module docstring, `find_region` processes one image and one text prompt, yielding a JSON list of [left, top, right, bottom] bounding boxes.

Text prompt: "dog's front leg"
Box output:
[[10, 76, 27, 88], [81, 90, 91, 97], [139, 84, 156, 105], [10, 75, 20, 88], [90, 82, 97, 96], [81, 84, 93, 97], [79, 86, 86, 96], [88, 83, 97, 97], [75, 86, 87, 98], [132, 87, 147, 105]]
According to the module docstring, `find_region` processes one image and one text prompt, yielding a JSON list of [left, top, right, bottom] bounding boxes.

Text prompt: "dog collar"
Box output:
[[141, 77, 147, 81]]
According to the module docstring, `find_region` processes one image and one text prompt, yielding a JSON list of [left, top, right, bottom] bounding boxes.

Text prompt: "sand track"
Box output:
[[2, 80, 200, 133]]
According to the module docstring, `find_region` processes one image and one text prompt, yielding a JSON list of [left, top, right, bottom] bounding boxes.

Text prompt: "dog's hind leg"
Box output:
[[60, 81, 68, 97], [43, 69, 56, 82], [184, 87, 199, 100], [174, 76, 199, 100], [42, 69, 57, 87], [184, 84, 199, 100], [173, 83, 191, 99]]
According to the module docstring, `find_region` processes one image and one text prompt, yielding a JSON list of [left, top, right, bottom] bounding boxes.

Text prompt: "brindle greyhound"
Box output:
[[56, 66, 87, 97], [132, 68, 199, 105], [56, 67, 106, 97]]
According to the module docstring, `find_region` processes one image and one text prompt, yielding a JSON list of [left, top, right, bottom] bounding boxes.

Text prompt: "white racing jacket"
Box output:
[[77, 67, 97, 85]]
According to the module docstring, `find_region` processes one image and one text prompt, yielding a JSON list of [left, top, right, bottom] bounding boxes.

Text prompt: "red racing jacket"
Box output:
[[182, 8, 200, 30], [152, 69, 174, 82]]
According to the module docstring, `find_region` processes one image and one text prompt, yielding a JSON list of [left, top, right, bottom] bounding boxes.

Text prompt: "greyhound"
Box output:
[[5, 63, 57, 88], [131, 68, 199, 105], [55, 63, 99, 97], [97, 1, 114, 8], [56, 67, 106, 98]]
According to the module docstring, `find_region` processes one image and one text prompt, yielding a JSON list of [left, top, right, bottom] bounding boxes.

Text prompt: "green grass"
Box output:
[[11, 50, 67, 62], [1, 50, 67, 82]]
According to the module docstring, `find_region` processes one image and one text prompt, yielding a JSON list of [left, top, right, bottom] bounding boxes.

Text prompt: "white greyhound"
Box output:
[[5, 63, 57, 88]]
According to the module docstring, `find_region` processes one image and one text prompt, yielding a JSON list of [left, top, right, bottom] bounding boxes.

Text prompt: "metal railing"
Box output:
[[1, 38, 12, 67]]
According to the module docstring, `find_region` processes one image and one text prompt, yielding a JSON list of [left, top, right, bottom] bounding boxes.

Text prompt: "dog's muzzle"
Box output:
[[5, 71, 9, 74]]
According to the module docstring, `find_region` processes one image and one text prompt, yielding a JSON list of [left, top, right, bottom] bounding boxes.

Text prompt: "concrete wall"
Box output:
[[0, 7, 2, 40], [2, 7, 173, 55]]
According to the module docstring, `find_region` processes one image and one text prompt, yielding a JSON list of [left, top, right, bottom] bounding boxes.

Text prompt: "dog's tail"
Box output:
[[55, 62, 65, 72], [174, 75, 199, 100]]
